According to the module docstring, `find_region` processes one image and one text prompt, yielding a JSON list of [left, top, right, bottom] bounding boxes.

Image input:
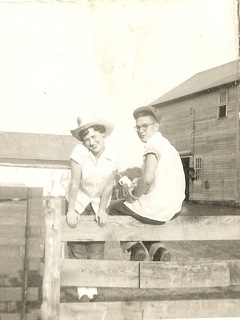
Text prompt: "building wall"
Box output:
[[155, 84, 239, 203]]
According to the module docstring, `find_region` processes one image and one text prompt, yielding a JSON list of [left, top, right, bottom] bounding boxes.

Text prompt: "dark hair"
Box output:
[[134, 111, 157, 122], [79, 125, 106, 141]]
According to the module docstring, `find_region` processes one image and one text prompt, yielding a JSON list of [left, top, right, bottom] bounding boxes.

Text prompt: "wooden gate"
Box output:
[[0, 186, 45, 320], [42, 198, 240, 319]]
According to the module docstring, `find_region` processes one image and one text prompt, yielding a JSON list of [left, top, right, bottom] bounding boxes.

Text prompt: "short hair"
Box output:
[[79, 125, 106, 141]]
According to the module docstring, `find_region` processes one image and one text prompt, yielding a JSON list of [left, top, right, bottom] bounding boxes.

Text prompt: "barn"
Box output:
[[151, 60, 240, 205]]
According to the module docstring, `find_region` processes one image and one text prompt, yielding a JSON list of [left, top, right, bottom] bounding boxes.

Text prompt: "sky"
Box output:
[[0, 0, 238, 169]]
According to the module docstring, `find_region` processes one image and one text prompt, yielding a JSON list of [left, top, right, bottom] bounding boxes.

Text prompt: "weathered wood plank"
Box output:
[[0, 237, 44, 246], [0, 200, 43, 223], [0, 288, 38, 301], [61, 259, 139, 288], [0, 186, 28, 200], [228, 260, 240, 285], [60, 259, 240, 289], [0, 257, 40, 272], [0, 243, 44, 258], [0, 314, 38, 320], [0, 226, 43, 238], [61, 215, 240, 241], [41, 198, 61, 320], [60, 299, 240, 319], [0, 201, 27, 215], [140, 261, 230, 288]]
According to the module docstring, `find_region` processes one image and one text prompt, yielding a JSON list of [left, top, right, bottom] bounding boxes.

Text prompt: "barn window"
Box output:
[[218, 91, 227, 118], [194, 157, 202, 181]]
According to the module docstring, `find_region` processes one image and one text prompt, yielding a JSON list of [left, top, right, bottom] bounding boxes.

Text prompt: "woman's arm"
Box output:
[[66, 159, 82, 228], [97, 171, 117, 226]]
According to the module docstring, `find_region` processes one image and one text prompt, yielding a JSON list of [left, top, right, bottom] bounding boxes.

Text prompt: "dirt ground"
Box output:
[[61, 201, 240, 302]]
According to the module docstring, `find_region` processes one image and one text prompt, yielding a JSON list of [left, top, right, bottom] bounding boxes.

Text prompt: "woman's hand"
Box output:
[[66, 210, 80, 228], [95, 210, 109, 226]]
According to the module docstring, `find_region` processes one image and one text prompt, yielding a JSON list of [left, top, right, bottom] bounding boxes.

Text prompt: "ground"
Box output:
[[61, 201, 240, 303]]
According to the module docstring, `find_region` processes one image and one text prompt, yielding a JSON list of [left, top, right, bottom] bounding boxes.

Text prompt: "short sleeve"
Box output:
[[143, 134, 161, 160], [70, 144, 88, 165]]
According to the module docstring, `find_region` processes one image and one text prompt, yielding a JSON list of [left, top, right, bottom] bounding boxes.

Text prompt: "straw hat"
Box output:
[[70, 113, 114, 141]]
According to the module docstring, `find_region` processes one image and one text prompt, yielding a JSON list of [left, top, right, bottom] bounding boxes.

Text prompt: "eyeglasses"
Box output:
[[134, 123, 156, 132]]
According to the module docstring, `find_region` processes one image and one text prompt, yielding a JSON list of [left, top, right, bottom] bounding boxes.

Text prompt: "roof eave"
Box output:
[[152, 80, 240, 108]]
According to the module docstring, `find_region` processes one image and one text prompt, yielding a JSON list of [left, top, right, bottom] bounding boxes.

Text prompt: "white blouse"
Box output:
[[69, 144, 118, 214]]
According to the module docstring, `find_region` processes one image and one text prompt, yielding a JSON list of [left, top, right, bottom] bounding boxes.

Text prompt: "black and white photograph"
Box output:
[[0, 0, 239, 319]]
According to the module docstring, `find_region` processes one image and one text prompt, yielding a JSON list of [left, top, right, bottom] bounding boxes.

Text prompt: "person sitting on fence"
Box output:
[[66, 112, 118, 302], [109, 106, 186, 262]]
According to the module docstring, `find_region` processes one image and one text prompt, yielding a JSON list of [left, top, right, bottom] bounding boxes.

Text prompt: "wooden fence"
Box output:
[[42, 198, 240, 320], [0, 186, 45, 320]]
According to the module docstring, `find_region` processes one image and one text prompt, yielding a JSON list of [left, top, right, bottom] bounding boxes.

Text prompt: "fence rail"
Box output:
[[41, 198, 240, 320]]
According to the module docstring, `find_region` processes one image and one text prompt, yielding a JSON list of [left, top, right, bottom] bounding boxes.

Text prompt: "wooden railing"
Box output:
[[42, 198, 240, 320]]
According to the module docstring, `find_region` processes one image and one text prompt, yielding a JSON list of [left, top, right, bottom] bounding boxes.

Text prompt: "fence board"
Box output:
[[41, 198, 61, 320], [0, 244, 44, 258], [0, 213, 44, 227], [0, 237, 44, 246], [60, 260, 240, 289], [0, 288, 38, 301], [0, 187, 28, 200], [229, 260, 240, 285], [61, 260, 139, 288], [60, 299, 240, 319], [61, 215, 240, 241], [0, 314, 38, 320], [140, 261, 230, 288], [0, 201, 26, 215], [0, 258, 40, 272], [0, 226, 42, 238]]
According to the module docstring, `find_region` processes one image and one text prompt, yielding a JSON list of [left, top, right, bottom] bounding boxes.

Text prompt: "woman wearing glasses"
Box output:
[[109, 106, 185, 262]]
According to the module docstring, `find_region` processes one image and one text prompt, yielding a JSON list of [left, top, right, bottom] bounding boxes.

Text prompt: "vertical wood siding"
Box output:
[[155, 85, 239, 203]]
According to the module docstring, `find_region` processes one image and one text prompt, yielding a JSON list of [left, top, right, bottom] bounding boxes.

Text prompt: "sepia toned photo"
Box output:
[[0, 0, 239, 319]]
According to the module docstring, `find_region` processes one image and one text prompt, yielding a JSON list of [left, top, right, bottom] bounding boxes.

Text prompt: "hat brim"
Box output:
[[71, 120, 113, 142]]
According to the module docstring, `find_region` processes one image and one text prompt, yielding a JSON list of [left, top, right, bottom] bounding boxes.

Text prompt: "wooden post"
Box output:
[[41, 198, 62, 320]]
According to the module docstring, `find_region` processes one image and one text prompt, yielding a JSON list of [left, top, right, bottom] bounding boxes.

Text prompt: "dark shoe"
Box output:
[[91, 294, 105, 302], [79, 294, 91, 302], [129, 243, 146, 261], [153, 247, 171, 261]]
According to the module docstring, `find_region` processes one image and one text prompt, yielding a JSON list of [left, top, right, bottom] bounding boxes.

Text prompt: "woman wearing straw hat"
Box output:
[[66, 112, 118, 302]]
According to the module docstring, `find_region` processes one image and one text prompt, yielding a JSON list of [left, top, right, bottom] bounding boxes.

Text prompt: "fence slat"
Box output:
[[41, 198, 62, 320], [229, 260, 240, 285], [61, 260, 139, 288], [0, 186, 28, 200], [0, 288, 38, 301], [0, 257, 40, 272], [0, 244, 44, 258], [0, 226, 43, 239], [60, 259, 240, 289], [60, 299, 240, 319], [140, 261, 230, 288], [0, 201, 27, 215], [0, 314, 38, 320], [61, 215, 240, 241]]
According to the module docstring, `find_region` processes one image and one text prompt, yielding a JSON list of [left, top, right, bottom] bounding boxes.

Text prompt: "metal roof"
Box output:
[[151, 60, 240, 106], [0, 131, 78, 165]]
